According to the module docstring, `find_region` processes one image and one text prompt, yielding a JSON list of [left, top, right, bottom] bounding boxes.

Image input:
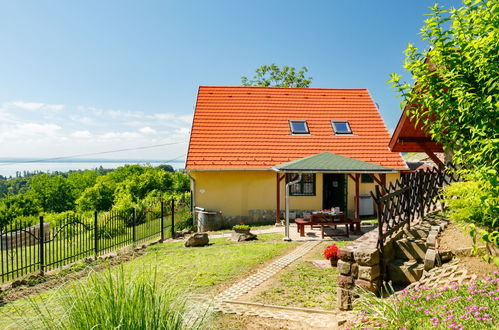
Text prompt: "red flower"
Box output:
[[239, 222, 245, 225], [324, 244, 339, 260]]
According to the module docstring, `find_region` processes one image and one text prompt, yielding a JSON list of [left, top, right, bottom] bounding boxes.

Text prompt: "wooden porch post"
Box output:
[[348, 174, 361, 220], [276, 173, 286, 223]]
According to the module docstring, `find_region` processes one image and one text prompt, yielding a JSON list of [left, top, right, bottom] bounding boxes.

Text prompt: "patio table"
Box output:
[[295, 212, 352, 238]]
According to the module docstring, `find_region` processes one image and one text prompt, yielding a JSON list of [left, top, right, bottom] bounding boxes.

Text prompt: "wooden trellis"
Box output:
[[370, 165, 460, 282]]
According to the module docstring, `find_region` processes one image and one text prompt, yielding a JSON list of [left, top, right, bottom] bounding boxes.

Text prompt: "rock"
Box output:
[[174, 228, 192, 238], [439, 250, 454, 262], [185, 233, 209, 247], [338, 247, 354, 261], [337, 287, 353, 310], [230, 232, 257, 242], [354, 248, 380, 266], [358, 265, 380, 281], [338, 260, 351, 275]]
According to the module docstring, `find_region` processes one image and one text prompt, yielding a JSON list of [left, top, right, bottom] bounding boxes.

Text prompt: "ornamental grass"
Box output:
[[14, 267, 210, 330], [351, 272, 498, 329]]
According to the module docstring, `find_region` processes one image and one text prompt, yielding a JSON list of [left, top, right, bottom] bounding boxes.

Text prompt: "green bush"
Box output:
[[16, 268, 210, 329]]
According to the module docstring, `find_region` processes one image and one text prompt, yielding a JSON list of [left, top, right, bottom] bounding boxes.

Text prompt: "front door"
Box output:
[[323, 174, 347, 211]]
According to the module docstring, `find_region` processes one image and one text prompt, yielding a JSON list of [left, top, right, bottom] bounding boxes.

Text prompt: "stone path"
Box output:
[[200, 240, 354, 328]]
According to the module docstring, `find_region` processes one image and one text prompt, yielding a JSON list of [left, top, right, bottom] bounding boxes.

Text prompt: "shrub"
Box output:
[[351, 273, 499, 329], [232, 222, 250, 231], [16, 268, 210, 329]]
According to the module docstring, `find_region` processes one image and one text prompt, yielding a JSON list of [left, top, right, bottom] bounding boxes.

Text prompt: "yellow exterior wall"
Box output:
[[190, 170, 400, 218], [346, 173, 400, 216]]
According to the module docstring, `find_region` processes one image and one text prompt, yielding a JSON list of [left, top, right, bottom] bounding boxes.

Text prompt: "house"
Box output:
[[185, 86, 407, 229]]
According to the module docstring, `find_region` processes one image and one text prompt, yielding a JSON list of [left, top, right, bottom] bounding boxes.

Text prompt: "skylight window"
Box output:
[[331, 121, 352, 134], [289, 120, 309, 134]]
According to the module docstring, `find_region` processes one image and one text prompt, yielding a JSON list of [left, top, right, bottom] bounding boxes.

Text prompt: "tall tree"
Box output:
[[241, 64, 312, 87], [389, 0, 498, 261]]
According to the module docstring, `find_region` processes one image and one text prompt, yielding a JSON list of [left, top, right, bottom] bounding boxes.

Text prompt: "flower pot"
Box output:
[[234, 228, 250, 234], [330, 258, 338, 267]]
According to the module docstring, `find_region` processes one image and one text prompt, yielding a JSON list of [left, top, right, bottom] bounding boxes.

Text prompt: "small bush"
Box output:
[[16, 267, 210, 329], [351, 273, 499, 329]]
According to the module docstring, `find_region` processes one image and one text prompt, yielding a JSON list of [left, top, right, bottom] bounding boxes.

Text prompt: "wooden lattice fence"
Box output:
[[370, 165, 460, 281]]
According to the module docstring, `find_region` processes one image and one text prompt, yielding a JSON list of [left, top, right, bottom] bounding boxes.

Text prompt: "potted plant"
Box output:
[[324, 243, 339, 267], [232, 222, 250, 234]]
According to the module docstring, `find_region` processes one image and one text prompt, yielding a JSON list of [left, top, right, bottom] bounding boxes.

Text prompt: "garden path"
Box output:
[[193, 239, 355, 328]]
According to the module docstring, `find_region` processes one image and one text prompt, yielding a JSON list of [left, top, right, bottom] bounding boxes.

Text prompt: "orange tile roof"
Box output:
[[186, 86, 407, 170]]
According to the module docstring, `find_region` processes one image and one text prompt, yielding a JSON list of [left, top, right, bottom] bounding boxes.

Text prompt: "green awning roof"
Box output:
[[272, 152, 395, 173]]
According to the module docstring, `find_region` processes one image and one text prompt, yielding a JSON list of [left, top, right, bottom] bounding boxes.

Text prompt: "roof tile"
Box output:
[[186, 86, 407, 170]]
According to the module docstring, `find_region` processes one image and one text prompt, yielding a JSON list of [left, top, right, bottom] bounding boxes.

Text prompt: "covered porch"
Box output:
[[271, 152, 398, 240]]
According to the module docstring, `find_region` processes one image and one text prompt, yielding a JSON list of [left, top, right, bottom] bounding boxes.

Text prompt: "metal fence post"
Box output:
[[171, 198, 175, 239], [94, 211, 98, 258], [160, 201, 165, 242], [132, 208, 136, 242], [39, 216, 45, 276]]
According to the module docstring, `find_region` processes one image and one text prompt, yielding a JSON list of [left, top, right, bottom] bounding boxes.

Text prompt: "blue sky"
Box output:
[[0, 0, 463, 161]]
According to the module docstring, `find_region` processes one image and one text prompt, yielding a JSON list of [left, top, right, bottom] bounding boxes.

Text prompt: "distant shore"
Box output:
[[0, 160, 183, 177]]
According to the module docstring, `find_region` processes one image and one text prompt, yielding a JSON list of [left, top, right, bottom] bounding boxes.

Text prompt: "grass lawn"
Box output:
[[0, 232, 295, 328], [251, 240, 351, 310]]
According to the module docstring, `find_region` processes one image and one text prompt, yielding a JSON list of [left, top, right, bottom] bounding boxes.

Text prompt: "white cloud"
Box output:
[[71, 130, 92, 138], [8, 101, 44, 111], [6, 101, 64, 112], [0, 101, 192, 160], [101, 131, 141, 139], [139, 126, 157, 135]]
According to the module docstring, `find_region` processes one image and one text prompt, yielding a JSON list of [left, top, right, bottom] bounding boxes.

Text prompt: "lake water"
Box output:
[[0, 161, 181, 177]]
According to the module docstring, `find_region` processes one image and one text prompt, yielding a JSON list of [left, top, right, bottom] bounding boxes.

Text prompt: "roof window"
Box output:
[[289, 120, 309, 134], [331, 121, 352, 134]]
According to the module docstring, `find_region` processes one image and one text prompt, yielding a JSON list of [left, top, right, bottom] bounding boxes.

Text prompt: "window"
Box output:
[[286, 173, 316, 196], [361, 173, 374, 183], [331, 121, 352, 134], [289, 120, 309, 134]]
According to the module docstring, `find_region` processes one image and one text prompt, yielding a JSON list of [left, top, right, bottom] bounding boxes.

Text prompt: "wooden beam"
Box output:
[[417, 142, 445, 168], [397, 137, 436, 143], [369, 174, 387, 195]]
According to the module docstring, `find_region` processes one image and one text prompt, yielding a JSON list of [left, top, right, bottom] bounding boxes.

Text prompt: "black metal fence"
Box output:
[[370, 166, 460, 281], [0, 196, 191, 282]]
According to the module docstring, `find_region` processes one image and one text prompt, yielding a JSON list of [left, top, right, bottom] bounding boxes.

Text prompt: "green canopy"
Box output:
[[272, 152, 395, 173]]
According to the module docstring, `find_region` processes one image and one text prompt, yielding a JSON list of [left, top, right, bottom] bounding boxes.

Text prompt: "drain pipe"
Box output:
[[284, 173, 301, 241], [187, 172, 199, 232]]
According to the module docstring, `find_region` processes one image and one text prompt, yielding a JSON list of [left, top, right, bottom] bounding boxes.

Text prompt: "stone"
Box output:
[[338, 247, 354, 261], [430, 225, 441, 233], [439, 250, 454, 263], [424, 248, 437, 271], [338, 260, 351, 275], [230, 232, 257, 242], [355, 279, 379, 293], [426, 233, 437, 248], [351, 263, 359, 278], [354, 248, 380, 266], [337, 275, 354, 289], [358, 265, 380, 281], [185, 233, 209, 247], [395, 238, 426, 261], [337, 287, 352, 310], [387, 259, 424, 285]]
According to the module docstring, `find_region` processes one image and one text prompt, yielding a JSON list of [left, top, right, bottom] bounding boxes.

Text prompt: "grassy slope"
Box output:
[[253, 241, 350, 310], [0, 233, 295, 328]]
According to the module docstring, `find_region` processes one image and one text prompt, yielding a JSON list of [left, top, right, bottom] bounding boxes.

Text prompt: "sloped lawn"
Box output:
[[0, 233, 295, 328], [251, 240, 350, 310]]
